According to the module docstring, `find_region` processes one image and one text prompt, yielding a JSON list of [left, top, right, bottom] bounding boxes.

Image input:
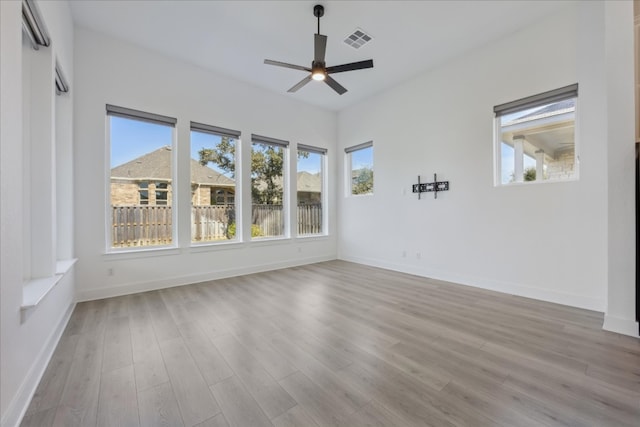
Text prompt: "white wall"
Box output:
[[1, 1, 76, 426], [73, 28, 338, 301], [338, 1, 635, 334], [603, 0, 638, 336]]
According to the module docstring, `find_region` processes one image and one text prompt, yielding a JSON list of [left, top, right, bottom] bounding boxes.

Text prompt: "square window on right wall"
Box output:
[[494, 84, 578, 185], [345, 141, 374, 196]]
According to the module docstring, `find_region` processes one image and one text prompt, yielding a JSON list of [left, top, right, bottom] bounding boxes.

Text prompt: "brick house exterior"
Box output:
[[110, 146, 235, 206]]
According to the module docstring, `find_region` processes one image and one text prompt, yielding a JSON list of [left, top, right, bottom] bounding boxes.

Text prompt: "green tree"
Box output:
[[352, 167, 373, 195], [198, 136, 235, 177], [509, 166, 537, 183], [199, 139, 308, 204], [523, 166, 536, 182], [251, 143, 284, 204]]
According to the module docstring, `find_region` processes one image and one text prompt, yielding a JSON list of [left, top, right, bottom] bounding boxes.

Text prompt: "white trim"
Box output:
[[76, 255, 335, 302], [603, 315, 640, 338], [21, 259, 77, 311], [103, 247, 181, 260], [338, 254, 605, 312], [1, 301, 75, 427]]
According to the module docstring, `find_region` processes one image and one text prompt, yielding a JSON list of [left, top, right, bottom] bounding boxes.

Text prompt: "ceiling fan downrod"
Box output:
[[314, 4, 324, 35]]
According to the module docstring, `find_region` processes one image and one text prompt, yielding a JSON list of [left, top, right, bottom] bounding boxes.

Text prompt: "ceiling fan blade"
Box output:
[[287, 75, 313, 93], [314, 34, 327, 63], [324, 75, 347, 95], [326, 59, 374, 74], [264, 59, 311, 72]]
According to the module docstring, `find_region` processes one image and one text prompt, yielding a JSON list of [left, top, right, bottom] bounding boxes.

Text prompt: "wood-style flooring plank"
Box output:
[[278, 371, 356, 427], [271, 405, 319, 427], [96, 365, 139, 427], [210, 376, 273, 427], [158, 337, 221, 426], [52, 328, 105, 427], [24, 334, 79, 416], [211, 334, 296, 419], [101, 315, 133, 373], [23, 261, 640, 427], [138, 382, 184, 427]]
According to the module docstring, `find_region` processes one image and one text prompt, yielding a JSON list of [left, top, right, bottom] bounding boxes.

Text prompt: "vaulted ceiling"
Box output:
[[70, 1, 572, 112]]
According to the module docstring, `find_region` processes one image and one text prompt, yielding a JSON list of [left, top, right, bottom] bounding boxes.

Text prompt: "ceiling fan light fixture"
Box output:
[[312, 69, 326, 81]]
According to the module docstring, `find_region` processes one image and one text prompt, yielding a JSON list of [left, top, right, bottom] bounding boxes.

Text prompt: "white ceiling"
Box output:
[[69, 0, 572, 112]]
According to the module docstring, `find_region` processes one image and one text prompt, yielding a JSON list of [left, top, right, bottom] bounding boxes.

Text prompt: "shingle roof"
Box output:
[[296, 171, 321, 192], [254, 171, 321, 193], [111, 146, 235, 186]]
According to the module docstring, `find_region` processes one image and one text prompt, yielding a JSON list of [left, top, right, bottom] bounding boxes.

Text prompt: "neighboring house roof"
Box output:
[[254, 171, 322, 193], [111, 146, 235, 187], [296, 171, 321, 193]]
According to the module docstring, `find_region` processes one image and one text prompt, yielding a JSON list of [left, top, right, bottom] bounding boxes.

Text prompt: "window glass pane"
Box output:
[[191, 130, 237, 243], [109, 115, 173, 248], [297, 150, 323, 235], [350, 145, 374, 195], [497, 97, 576, 184], [252, 141, 286, 238]]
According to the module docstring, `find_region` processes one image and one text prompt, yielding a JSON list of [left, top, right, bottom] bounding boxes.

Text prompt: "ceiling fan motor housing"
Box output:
[[313, 5, 324, 18]]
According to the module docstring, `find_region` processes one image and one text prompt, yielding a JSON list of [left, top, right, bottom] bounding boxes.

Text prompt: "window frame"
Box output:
[[296, 144, 327, 237], [189, 121, 241, 245], [250, 134, 290, 240], [493, 84, 579, 186], [105, 105, 178, 252], [345, 141, 374, 197]]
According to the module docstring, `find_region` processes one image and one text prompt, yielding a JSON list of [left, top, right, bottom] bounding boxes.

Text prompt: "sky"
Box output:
[[351, 146, 373, 170], [111, 116, 321, 175]]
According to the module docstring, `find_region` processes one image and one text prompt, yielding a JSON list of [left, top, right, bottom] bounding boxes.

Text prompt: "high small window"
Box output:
[[345, 141, 373, 196], [190, 122, 239, 243], [251, 134, 289, 239], [297, 144, 326, 236], [494, 84, 578, 185], [107, 105, 176, 249]]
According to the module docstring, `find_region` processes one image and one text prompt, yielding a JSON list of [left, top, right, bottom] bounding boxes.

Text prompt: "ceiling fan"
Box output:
[[264, 4, 374, 95]]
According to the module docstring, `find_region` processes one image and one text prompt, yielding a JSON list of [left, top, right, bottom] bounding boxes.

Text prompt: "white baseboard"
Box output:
[[339, 254, 606, 312], [603, 315, 640, 338], [76, 255, 336, 301], [1, 301, 76, 427]]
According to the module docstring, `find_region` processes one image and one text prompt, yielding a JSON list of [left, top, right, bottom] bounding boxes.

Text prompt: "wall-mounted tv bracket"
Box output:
[[412, 174, 449, 199]]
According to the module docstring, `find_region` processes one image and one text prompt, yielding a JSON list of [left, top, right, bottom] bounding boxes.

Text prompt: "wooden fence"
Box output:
[[111, 205, 172, 247], [192, 205, 235, 242], [111, 204, 322, 247], [297, 204, 322, 235]]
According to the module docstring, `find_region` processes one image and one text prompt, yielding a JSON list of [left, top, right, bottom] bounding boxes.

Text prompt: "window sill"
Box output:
[[496, 176, 579, 188], [103, 246, 180, 260], [249, 236, 292, 246], [295, 234, 329, 241], [189, 241, 244, 253], [21, 258, 77, 311]]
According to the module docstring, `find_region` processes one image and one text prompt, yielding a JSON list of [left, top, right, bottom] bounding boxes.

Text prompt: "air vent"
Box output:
[[344, 28, 372, 49]]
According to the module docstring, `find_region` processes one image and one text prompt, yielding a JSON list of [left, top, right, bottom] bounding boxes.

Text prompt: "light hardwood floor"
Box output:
[[21, 261, 640, 426]]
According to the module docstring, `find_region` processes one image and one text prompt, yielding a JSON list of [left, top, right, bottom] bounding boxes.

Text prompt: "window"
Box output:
[[138, 182, 149, 205], [346, 141, 374, 195], [190, 122, 239, 243], [297, 144, 326, 236], [107, 105, 176, 249], [494, 84, 578, 185], [251, 134, 289, 239]]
